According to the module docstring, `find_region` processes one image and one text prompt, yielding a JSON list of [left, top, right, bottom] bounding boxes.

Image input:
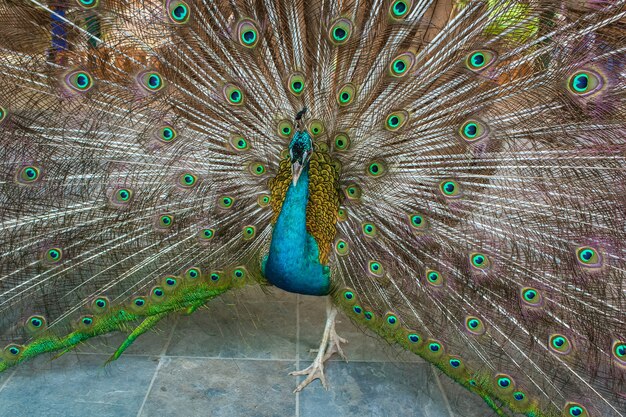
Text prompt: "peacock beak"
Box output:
[[291, 161, 304, 186]]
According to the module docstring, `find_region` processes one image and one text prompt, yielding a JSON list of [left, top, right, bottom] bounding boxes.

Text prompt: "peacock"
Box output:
[[0, 0, 624, 416]]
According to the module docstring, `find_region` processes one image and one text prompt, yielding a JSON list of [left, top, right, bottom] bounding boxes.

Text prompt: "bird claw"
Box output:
[[290, 358, 328, 393], [290, 298, 348, 392], [323, 325, 348, 362]]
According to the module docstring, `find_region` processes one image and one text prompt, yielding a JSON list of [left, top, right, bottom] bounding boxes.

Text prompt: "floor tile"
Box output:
[[0, 368, 15, 392], [298, 295, 422, 363], [139, 357, 296, 417], [167, 296, 297, 360], [0, 353, 158, 417], [299, 360, 448, 417]]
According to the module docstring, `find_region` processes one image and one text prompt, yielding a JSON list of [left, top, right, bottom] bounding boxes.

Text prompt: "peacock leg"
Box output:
[[290, 297, 347, 392]]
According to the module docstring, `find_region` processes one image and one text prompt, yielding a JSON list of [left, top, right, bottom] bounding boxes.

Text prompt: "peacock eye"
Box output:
[[166, 1, 190, 24], [428, 341, 442, 354], [549, 334, 572, 355], [223, 83, 244, 105], [158, 214, 174, 228], [513, 391, 526, 401], [277, 120, 294, 139], [389, 52, 415, 77], [344, 183, 362, 200], [408, 213, 428, 233], [449, 358, 462, 369], [336, 83, 356, 106], [470, 252, 490, 270], [520, 287, 542, 307], [91, 296, 110, 313], [209, 272, 221, 282], [335, 239, 349, 256], [495, 374, 514, 392], [328, 18, 353, 45], [218, 196, 234, 208], [77, 0, 99, 8], [288, 72, 306, 96], [407, 333, 420, 344], [232, 267, 246, 280], [343, 290, 354, 301], [465, 316, 485, 335], [575, 246, 601, 267], [389, 0, 411, 19], [242, 225, 256, 240], [151, 286, 165, 298], [333, 133, 350, 151], [362, 222, 377, 238], [132, 297, 146, 309], [368, 260, 384, 277], [7, 345, 22, 356], [459, 119, 488, 142], [425, 269, 444, 287], [567, 70, 602, 96], [385, 312, 399, 327], [163, 276, 179, 290], [439, 180, 461, 197], [237, 19, 260, 48], [139, 71, 164, 92], [248, 162, 266, 176], [337, 207, 348, 221], [66, 70, 94, 92], [308, 119, 325, 137], [185, 267, 200, 280], [564, 403, 588, 417], [0, 106, 6, 124], [157, 126, 177, 143], [384, 110, 408, 131], [257, 194, 271, 207], [17, 166, 41, 184], [80, 316, 94, 326], [199, 228, 215, 241], [367, 160, 387, 177], [229, 134, 249, 151], [44, 247, 63, 264], [179, 173, 198, 188], [612, 341, 626, 365], [26, 315, 47, 333], [466, 50, 497, 71], [114, 188, 133, 204]]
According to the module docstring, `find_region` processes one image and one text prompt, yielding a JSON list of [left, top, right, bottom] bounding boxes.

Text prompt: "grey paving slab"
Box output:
[[298, 294, 422, 363], [0, 353, 158, 417], [167, 295, 297, 360], [299, 360, 449, 417], [139, 357, 296, 417], [0, 368, 15, 393]]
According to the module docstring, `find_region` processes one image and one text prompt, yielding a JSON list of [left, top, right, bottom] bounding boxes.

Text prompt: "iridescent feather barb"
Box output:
[[0, 1, 625, 416]]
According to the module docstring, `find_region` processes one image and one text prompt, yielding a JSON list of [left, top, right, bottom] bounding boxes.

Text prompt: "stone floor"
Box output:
[[0, 287, 499, 417]]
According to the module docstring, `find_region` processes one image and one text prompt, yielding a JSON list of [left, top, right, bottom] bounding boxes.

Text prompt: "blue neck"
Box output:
[[263, 166, 330, 296]]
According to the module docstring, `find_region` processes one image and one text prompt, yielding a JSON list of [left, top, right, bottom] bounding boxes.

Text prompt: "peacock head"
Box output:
[[289, 107, 312, 186]]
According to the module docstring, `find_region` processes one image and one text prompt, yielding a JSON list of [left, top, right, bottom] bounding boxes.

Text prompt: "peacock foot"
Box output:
[[291, 297, 348, 392]]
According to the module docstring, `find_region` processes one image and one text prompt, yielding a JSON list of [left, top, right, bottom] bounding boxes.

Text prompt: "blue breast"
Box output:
[[263, 166, 331, 296]]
